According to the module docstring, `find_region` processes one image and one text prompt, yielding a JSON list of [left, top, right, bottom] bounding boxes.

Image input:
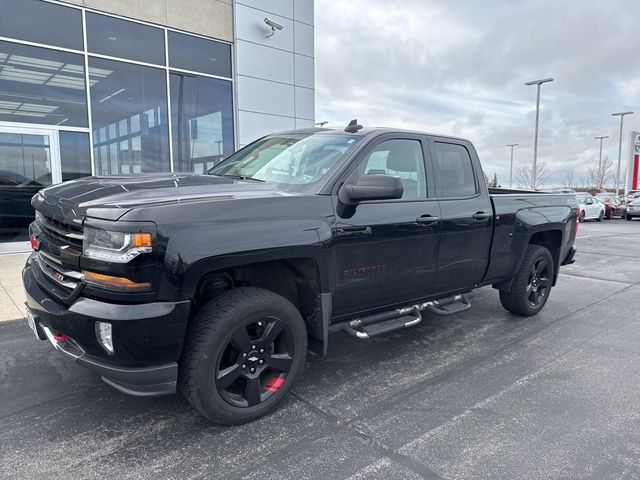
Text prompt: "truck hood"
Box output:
[[34, 173, 298, 221]]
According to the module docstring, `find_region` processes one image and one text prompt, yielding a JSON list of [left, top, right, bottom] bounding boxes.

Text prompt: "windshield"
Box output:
[[207, 133, 361, 189]]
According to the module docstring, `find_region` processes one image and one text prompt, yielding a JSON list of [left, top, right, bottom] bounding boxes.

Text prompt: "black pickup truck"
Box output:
[[23, 124, 577, 424]]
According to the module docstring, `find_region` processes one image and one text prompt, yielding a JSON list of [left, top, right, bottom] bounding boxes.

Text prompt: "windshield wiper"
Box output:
[[216, 173, 265, 182]]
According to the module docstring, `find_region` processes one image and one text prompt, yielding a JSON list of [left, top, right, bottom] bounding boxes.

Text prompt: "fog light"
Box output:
[[95, 321, 114, 354]]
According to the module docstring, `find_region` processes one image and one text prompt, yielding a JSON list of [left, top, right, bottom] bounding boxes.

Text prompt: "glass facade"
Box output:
[[170, 73, 234, 173], [0, 40, 88, 127], [0, 0, 234, 246], [90, 58, 170, 174]]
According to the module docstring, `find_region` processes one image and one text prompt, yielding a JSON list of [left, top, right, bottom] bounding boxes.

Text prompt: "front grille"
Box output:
[[33, 211, 84, 302], [38, 214, 84, 251], [34, 252, 81, 293]]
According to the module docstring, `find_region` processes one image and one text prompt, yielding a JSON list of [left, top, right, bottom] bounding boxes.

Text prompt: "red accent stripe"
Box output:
[[632, 154, 639, 191], [262, 376, 286, 392]]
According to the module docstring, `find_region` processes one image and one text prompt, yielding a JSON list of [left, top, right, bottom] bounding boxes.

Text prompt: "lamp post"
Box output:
[[612, 111, 633, 197], [593, 135, 609, 190], [506, 143, 518, 188], [525, 77, 554, 190]]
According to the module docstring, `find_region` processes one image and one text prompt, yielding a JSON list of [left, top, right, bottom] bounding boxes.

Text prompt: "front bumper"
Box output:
[[627, 209, 640, 217], [23, 256, 191, 396]]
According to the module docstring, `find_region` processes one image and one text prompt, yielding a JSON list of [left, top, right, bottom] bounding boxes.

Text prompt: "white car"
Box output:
[[626, 198, 640, 220], [576, 194, 605, 222]]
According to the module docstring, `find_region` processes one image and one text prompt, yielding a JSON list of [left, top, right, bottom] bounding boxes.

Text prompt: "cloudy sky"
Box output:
[[314, 0, 640, 188]]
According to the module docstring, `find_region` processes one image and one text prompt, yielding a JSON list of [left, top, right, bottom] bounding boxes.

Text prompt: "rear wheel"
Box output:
[[499, 245, 554, 316], [180, 287, 307, 425]]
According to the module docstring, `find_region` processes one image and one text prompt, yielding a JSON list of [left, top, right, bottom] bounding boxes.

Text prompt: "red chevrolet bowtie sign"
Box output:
[[628, 131, 640, 191]]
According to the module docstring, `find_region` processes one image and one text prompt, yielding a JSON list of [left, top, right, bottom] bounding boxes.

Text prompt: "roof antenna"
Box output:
[[344, 119, 363, 133]]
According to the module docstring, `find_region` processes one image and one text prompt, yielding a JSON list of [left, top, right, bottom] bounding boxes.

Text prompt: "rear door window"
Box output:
[[433, 142, 478, 198]]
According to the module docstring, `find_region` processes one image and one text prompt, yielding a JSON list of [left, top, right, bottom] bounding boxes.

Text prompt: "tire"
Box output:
[[499, 244, 555, 316], [579, 210, 585, 222], [180, 287, 307, 425], [626, 214, 632, 221], [596, 211, 604, 222], [606, 211, 612, 220]]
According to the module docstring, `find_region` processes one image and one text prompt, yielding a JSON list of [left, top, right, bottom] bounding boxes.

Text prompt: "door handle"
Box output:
[[335, 226, 372, 237], [416, 215, 439, 224], [472, 212, 491, 221]]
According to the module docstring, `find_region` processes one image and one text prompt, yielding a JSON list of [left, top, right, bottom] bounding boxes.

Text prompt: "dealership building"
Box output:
[[0, 0, 315, 250]]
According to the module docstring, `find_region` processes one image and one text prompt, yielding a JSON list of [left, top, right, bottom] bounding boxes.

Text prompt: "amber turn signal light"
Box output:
[[131, 232, 153, 248], [83, 271, 151, 291]]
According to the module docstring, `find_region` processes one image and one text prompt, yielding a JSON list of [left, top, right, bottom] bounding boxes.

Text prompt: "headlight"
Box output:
[[83, 226, 152, 263]]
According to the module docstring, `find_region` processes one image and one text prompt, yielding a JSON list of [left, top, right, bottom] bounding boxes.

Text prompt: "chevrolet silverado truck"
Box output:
[[23, 123, 578, 424]]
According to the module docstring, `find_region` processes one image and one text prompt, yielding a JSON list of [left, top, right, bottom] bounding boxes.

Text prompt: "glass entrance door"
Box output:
[[0, 126, 60, 252]]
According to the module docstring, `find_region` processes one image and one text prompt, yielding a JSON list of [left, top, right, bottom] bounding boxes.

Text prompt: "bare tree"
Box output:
[[515, 163, 548, 190], [561, 168, 576, 189], [587, 156, 614, 189]]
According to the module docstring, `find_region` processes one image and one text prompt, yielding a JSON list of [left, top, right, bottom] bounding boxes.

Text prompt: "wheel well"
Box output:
[[529, 230, 562, 280], [193, 258, 321, 325]]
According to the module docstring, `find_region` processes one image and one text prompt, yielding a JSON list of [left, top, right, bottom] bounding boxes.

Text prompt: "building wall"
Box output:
[[61, 0, 234, 42], [234, 0, 315, 145]]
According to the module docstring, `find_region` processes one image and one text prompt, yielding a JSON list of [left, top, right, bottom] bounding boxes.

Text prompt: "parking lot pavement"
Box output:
[[1, 219, 640, 480]]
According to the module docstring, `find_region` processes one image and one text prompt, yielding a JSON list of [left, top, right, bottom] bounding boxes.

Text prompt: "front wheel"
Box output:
[[579, 210, 585, 222], [180, 287, 307, 425], [626, 214, 632, 221], [499, 244, 555, 316]]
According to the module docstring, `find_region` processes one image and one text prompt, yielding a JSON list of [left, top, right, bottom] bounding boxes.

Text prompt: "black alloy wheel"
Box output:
[[579, 210, 586, 222], [216, 316, 294, 408], [180, 287, 307, 425], [526, 256, 552, 309], [499, 244, 555, 316]]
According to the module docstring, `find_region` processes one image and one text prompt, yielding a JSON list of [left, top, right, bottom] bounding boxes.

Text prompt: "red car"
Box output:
[[597, 194, 627, 219]]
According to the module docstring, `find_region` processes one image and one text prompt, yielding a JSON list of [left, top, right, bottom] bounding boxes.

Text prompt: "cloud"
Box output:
[[315, 0, 640, 187]]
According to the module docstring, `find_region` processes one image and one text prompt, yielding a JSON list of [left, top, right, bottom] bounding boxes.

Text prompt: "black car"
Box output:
[[23, 124, 578, 424]]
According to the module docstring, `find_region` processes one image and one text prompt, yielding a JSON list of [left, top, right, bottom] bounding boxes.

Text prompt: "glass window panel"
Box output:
[[90, 58, 169, 175], [87, 13, 165, 65], [60, 131, 91, 181], [434, 143, 478, 198], [170, 73, 234, 173], [0, 132, 52, 242], [355, 139, 427, 199], [130, 114, 140, 133], [118, 119, 128, 136], [168, 31, 232, 77], [0, 41, 88, 127], [0, 0, 83, 50]]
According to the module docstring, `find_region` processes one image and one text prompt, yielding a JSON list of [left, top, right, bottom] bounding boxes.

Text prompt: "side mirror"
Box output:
[[339, 174, 404, 205]]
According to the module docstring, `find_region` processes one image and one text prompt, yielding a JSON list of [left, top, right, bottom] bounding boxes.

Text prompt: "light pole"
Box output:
[[506, 143, 518, 188], [525, 77, 554, 190], [594, 135, 609, 190], [612, 111, 633, 197]]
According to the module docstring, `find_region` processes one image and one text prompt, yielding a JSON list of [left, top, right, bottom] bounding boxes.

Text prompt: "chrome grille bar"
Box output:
[[33, 255, 80, 290]]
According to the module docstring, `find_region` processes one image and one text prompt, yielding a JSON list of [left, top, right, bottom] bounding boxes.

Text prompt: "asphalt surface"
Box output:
[[2, 219, 640, 480]]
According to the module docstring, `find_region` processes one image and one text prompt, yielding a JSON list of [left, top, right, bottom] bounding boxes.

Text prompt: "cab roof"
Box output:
[[274, 126, 471, 144]]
